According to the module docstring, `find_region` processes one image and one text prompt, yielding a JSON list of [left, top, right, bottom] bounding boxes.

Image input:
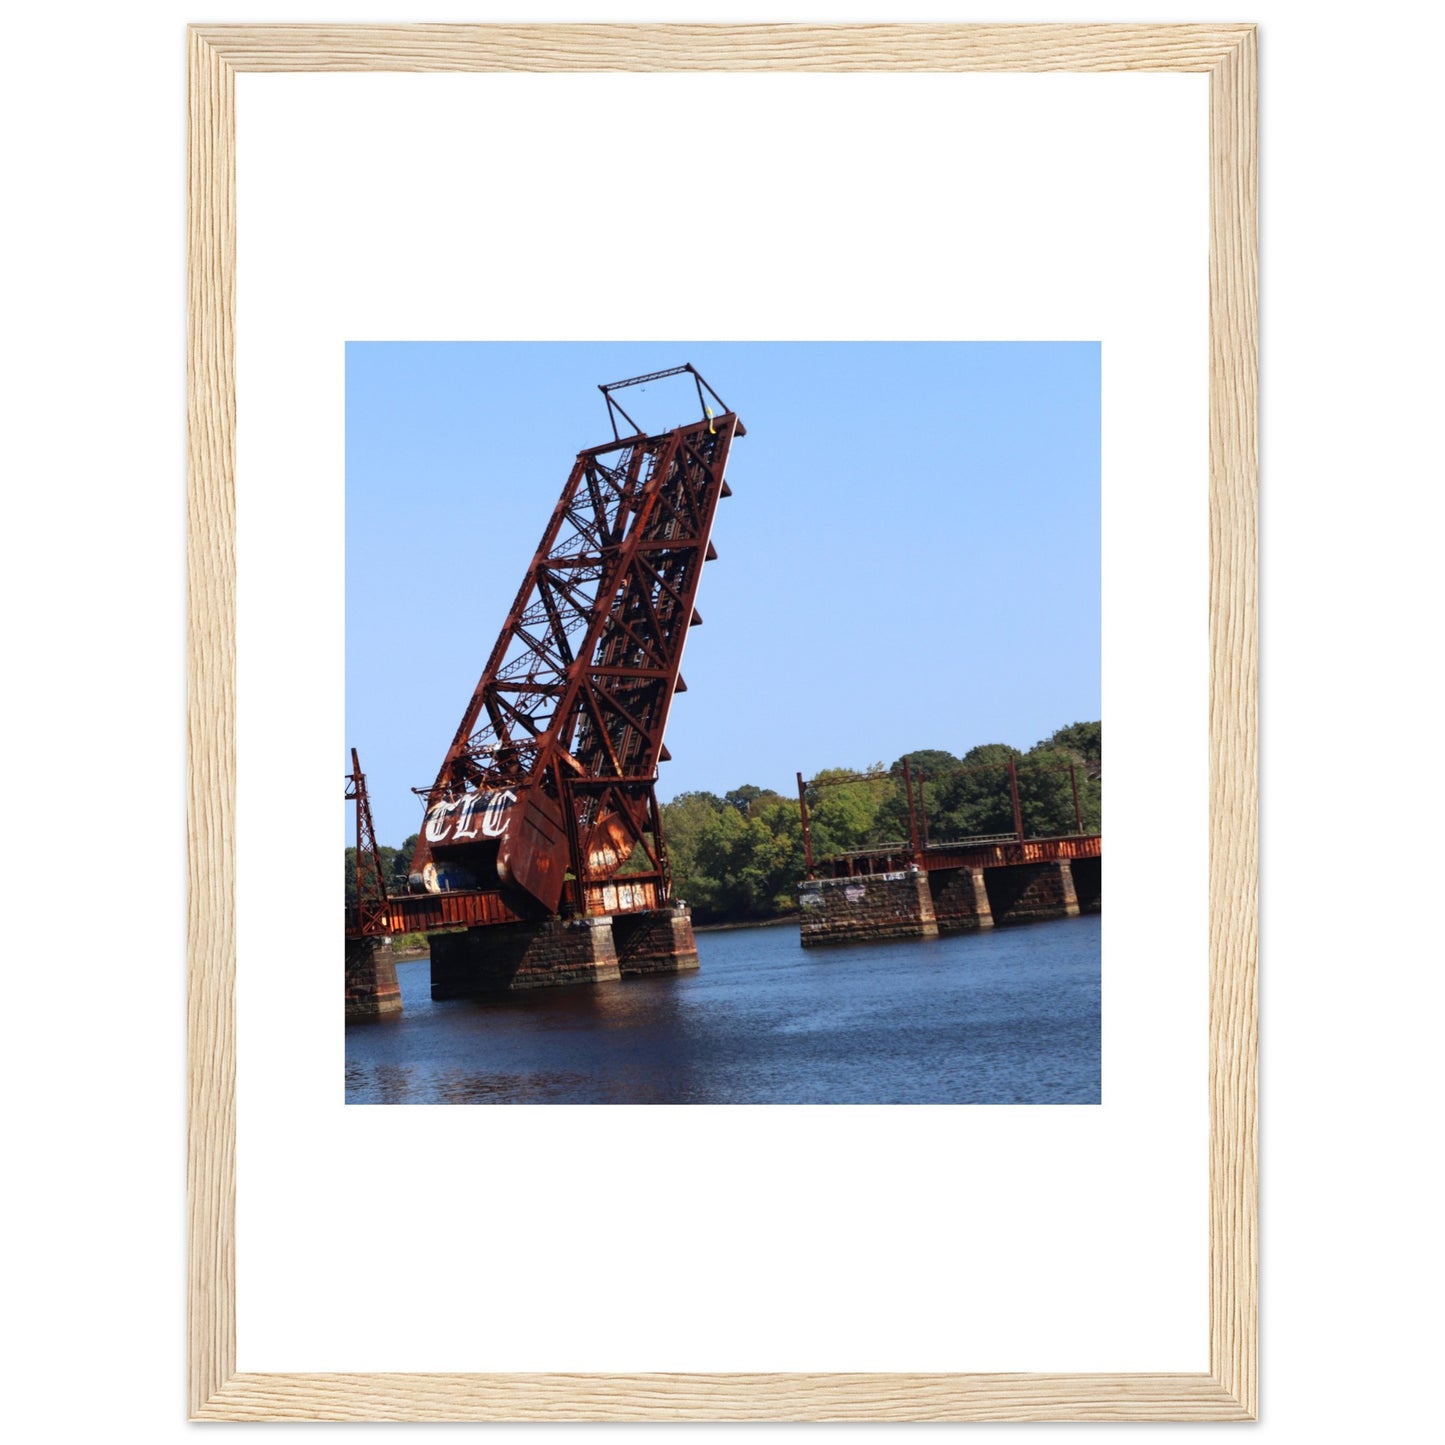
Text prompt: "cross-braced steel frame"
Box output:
[[410, 366, 742, 916]]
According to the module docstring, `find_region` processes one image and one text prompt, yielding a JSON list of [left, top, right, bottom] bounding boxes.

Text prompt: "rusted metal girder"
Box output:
[[900, 756, 921, 859], [408, 367, 743, 918], [344, 749, 390, 937], [1007, 755, 1025, 844], [819, 833, 1102, 878], [796, 771, 815, 879]]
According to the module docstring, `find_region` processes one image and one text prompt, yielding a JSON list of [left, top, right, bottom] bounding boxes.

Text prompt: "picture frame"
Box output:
[[188, 22, 1257, 1422]]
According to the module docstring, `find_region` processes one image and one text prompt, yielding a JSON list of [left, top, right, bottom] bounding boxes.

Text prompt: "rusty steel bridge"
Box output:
[[347, 365, 742, 945], [345, 366, 1099, 1004]]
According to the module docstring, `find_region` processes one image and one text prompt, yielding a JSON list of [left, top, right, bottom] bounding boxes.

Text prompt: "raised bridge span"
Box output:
[[346, 367, 742, 1016]]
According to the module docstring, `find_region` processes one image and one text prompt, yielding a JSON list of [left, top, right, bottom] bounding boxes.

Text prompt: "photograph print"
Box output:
[[344, 342, 1100, 1105]]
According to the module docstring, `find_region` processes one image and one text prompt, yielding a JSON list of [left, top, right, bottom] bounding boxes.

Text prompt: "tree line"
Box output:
[[347, 720, 1100, 926], [661, 721, 1099, 924], [344, 836, 420, 907]]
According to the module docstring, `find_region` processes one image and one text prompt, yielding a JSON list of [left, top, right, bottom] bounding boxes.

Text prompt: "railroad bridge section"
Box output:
[[347, 367, 739, 1017], [797, 836, 1101, 947]]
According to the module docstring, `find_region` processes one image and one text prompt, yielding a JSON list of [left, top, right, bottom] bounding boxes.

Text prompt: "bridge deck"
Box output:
[[347, 875, 669, 939], [817, 834, 1101, 878]]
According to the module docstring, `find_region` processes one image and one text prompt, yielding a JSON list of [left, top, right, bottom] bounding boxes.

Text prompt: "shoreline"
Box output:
[[693, 914, 798, 934], [386, 914, 800, 956]]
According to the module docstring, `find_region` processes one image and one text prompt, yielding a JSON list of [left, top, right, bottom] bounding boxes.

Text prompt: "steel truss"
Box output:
[[409, 366, 743, 916]]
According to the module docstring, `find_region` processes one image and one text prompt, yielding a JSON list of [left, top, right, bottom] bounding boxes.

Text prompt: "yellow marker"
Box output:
[[705, 404, 716, 435]]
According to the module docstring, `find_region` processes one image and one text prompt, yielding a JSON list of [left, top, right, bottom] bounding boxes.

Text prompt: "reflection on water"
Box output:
[[345, 913, 1101, 1105]]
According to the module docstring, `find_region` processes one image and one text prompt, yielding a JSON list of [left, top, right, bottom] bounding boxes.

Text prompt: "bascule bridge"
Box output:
[[346, 366, 742, 1014]]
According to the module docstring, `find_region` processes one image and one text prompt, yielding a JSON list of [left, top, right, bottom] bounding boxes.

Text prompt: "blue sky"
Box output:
[[347, 342, 1099, 846]]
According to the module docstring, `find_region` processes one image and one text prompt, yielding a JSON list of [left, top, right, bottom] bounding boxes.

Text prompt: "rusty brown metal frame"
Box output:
[[344, 749, 391, 937], [599, 363, 733, 442], [796, 771, 814, 878], [1007, 755, 1026, 843], [410, 369, 742, 918], [819, 832, 1102, 880]]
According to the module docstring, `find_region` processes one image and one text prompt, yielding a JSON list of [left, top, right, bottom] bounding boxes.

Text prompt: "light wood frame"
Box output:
[[188, 22, 1257, 1422]]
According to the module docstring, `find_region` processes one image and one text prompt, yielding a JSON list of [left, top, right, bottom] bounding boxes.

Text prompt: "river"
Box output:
[[345, 913, 1100, 1105]]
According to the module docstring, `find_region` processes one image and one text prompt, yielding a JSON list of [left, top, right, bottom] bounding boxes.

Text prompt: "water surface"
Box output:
[[345, 913, 1100, 1105]]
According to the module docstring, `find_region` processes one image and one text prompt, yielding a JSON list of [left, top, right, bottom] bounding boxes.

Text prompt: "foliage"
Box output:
[[343, 833, 419, 905], [658, 726, 1099, 923], [344, 723, 1101, 926], [1039, 720, 1102, 771]]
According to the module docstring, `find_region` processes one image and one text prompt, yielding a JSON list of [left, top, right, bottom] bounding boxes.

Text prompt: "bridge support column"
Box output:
[[986, 859, 1081, 925], [930, 866, 995, 933], [346, 935, 402, 1019], [798, 866, 939, 947], [430, 917, 621, 999], [611, 903, 700, 977]]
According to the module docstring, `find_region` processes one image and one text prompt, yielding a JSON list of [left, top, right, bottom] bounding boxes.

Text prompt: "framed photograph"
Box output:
[[189, 22, 1256, 1422]]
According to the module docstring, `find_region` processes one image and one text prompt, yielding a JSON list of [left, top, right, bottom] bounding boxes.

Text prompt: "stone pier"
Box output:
[[611, 904, 700, 977], [797, 837, 1101, 948], [984, 859, 1081, 925], [797, 867, 939, 947], [345, 935, 403, 1019], [430, 916, 622, 999], [929, 866, 995, 933]]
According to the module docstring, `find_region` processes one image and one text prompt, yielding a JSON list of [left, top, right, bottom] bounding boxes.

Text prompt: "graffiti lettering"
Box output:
[[424, 789, 516, 845], [480, 789, 517, 838], [423, 796, 460, 843], [451, 793, 482, 841]]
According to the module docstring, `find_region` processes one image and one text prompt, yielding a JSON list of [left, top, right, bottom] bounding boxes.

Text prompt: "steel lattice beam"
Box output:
[[408, 372, 743, 916], [345, 749, 391, 937]]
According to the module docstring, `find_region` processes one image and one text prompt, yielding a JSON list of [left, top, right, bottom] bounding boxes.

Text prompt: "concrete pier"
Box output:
[[799, 836, 1101, 948], [798, 867, 939, 947], [430, 916, 621, 999], [611, 903, 700, 977], [985, 858, 1081, 925], [345, 935, 403, 1019], [929, 866, 995, 933], [428, 905, 702, 999]]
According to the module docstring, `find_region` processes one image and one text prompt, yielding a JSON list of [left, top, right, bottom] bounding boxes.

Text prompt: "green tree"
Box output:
[[662, 787, 810, 922], [392, 834, 419, 890], [806, 765, 890, 856], [659, 791, 728, 915], [1020, 741, 1100, 834], [724, 784, 765, 814], [1039, 720, 1101, 772], [930, 743, 1023, 838], [754, 797, 809, 909], [873, 749, 960, 846], [1016, 746, 1098, 835], [889, 747, 961, 780], [697, 807, 763, 915]]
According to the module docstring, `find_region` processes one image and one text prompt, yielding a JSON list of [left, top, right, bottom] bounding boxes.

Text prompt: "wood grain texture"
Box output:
[[1207, 25, 1260, 1422], [186, 25, 237, 1420], [186, 22, 1258, 1423], [194, 22, 1252, 73], [194, 1372, 1251, 1423]]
